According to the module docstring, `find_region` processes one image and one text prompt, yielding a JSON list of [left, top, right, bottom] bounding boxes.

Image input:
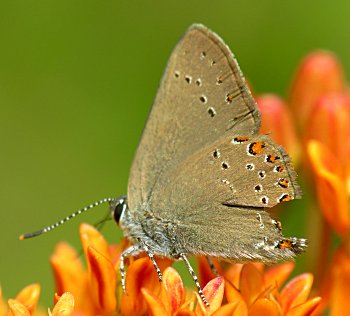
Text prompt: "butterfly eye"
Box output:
[[112, 199, 127, 224]]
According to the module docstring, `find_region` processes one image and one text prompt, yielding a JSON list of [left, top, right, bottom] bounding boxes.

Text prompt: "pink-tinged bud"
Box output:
[[280, 273, 314, 313], [289, 51, 345, 131], [257, 94, 300, 165], [304, 93, 350, 168]]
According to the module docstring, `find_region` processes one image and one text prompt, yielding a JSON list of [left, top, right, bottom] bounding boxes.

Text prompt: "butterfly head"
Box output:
[[110, 196, 127, 226]]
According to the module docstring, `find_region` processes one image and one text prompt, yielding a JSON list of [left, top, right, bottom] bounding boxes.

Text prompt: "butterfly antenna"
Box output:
[[19, 197, 116, 240]]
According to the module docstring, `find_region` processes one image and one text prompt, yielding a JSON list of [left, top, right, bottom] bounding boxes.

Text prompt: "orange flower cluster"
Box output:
[[257, 50, 350, 315], [0, 284, 73, 316], [2, 224, 320, 316]]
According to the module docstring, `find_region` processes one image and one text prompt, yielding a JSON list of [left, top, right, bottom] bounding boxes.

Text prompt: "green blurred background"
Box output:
[[1, 0, 349, 308]]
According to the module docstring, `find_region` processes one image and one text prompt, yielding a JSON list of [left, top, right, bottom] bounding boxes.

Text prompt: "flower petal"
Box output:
[[80, 223, 110, 261], [307, 141, 350, 236], [161, 267, 185, 314], [51, 292, 75, 316], [286, 297, 321, 316], [87, 246, 117, 315], [178, 293, 197, 314], [7, 299, 30, 316], [50, 242, 86, 293], [224, 280, 244, 304], [50, 242, 93, 314], [240, 264, 265, 306], [141, 288, 168, 316], [289, 51, 345, 130], [224, 264, 243, 289], [249, 298, 281, 316], [53, 293, 60, 306], [196, 277, 224, 316], [329, 245, 350, 316], [211, 302, 239, 316], [120, 257, 170, 316], [264, 262, 295, 292], [15, 284, 40, 315], [197, 257, 222, 288], [304, 93, 350, 167], [280, 273, 313, 313], [174, 310, 196, 316], [231, 301, 249, 316]]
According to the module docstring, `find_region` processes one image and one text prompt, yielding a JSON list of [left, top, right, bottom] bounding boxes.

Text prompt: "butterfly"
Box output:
[[21, 24, 307, 306]]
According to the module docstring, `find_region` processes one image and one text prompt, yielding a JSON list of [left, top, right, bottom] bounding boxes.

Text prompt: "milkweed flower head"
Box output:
[[3, 224, 320, 315]]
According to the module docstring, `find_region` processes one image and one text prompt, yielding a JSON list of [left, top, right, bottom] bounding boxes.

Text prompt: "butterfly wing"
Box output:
[[127, 24, 305, 262], [150, 134, 304, 262], [128, 24, 260, 211], [173, 203, 306, 263]]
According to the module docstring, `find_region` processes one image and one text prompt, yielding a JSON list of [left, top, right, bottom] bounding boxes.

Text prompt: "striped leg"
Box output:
[[206, 256, 220, 277], [181, 253, 209, 307], [138, 239, 162, 282], [120, 245, 142, 293]]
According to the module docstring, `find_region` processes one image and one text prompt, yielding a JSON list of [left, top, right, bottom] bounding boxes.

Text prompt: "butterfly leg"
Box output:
[[120, 245, 142, 293], [180, 253, 209, 307], [206, 256, 220, 277], [138, 239, 163, 282]]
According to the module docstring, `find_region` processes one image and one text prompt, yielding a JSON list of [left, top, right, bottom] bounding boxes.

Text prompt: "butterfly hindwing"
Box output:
[[149, 134, 303, 261]]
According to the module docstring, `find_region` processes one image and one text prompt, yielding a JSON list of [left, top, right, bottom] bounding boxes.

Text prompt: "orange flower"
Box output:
[[197, 259, 321, 315], [0, 284, 41, 316], [195, 277, 225, 316], [51, 224, 321, 315], [9, 222, 322, 315], [222, 263, 321, 315], [142, 267, 225, 316], [304, 93, 350, 167], [328, 243, 350, 316], [142, 266, 186, 316], [307, 140, 350, 237], [51, 223, 229, 315], [288, 49, 350, 315], [50, 293, 75, 316], [289, 51, 345, 130], [120, 257, 172, 316], [50, 223, 120, 315], [0, 284, 73, 316]]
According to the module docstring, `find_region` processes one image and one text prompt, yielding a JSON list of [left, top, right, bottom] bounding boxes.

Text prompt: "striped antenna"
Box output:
[[19, 197, 116, 240]]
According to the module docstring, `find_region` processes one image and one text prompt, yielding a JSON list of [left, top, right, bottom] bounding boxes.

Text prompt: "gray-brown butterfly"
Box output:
[[20, 24, 307, 306]]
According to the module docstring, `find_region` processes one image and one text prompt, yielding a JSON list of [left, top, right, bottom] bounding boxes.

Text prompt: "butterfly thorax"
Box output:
[[120, 203, 184, 258]]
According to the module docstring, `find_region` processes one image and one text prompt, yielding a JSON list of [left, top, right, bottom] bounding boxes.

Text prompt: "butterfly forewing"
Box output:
[[128, 24, 260, 211]]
